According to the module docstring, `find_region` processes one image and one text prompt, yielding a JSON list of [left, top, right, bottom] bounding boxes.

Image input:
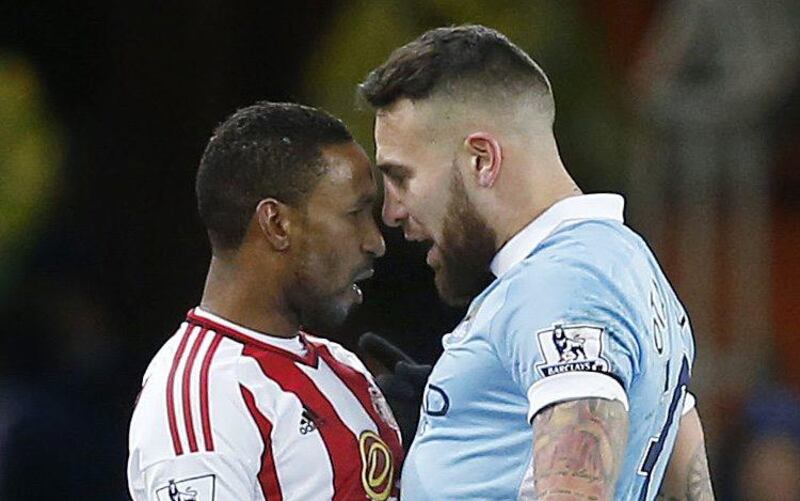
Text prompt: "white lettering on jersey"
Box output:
[[650, 279, 667, 355]]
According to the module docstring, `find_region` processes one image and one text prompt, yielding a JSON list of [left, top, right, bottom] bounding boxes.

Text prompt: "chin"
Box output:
[[299, 298, 353, 335], [434, 263, 494, 308], [434, 270, 471, 308]]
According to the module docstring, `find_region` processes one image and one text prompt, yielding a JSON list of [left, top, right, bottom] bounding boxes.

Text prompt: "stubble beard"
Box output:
[[434, 167, 497, 307]]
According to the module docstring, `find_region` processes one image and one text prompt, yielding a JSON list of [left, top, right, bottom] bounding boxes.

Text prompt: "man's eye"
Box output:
[[381, 168, 399, 181], [386, 172, 406, 187], [349, 206, 368, 217]]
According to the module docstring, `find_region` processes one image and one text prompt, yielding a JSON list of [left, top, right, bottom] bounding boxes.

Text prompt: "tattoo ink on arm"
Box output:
[[531, 398, 629, 500], [657, 408, 715, 501]]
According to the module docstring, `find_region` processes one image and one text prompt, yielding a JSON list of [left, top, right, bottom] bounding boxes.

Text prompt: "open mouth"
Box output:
[[402, 228, 440, 269], [405, 236, 433, 253], [408, 238, 440, 268], [353, 268, 374, 283], [349, 267, 375, 305]]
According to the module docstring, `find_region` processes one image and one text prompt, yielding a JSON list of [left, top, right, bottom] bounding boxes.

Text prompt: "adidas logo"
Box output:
[[299, 408, 318, 435]]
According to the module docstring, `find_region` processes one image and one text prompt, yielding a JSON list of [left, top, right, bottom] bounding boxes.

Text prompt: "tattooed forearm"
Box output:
[[657, 409, 715, 501], [532, 398, 628, 500], [685, 442, 714, 500]]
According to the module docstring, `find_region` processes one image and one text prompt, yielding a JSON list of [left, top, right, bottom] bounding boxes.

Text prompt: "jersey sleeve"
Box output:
[[488, 261, 642, 423], [682, 392, 696, 416], [127, 336, 266, 500], [129, 452, 254, 500]]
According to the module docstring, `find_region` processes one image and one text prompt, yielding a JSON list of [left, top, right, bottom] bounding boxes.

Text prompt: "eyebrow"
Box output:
[[376, 161, 411, 177]]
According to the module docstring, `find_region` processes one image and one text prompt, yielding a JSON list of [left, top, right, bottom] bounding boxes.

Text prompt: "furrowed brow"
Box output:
[[376, 162, 411, 178]]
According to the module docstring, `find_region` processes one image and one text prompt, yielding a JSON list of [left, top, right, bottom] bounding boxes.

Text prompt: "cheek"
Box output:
[[411, 188, 450, 237], [299, 248, 344, 296], [407, 179, 440, 218], [306, 224, 356, 274]]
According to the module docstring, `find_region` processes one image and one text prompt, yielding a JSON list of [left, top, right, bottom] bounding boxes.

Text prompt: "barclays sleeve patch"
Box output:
[[535, 324, 609, 377], [155, 474, 215, 501]]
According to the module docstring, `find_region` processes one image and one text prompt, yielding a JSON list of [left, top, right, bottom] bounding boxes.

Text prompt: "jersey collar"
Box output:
[[188, 307, 319, 366], [490, 193, 625, 278]]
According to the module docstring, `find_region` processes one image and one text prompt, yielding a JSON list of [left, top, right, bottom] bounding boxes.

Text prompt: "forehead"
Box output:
[[310, 142, 375, 201], [374, 99, 429, 164]]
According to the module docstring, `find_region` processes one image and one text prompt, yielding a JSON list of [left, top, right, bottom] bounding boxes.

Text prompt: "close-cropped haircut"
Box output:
[[359, 24, 552, 113], [196, 101, 353, 251]]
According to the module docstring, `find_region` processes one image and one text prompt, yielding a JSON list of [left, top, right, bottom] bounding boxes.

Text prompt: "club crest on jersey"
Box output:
[[155, 474, 215, 501], [535, 324, 609, 377], [359, 430, 394, 501]]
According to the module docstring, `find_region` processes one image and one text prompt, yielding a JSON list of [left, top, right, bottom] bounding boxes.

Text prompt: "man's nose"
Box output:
[[382, 183, 407, 228], [363, 218, 386, 258]]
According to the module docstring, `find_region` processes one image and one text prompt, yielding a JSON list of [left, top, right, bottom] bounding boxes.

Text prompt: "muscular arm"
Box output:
[[530, 398, 629, 500], [657, 408, 715, 501]]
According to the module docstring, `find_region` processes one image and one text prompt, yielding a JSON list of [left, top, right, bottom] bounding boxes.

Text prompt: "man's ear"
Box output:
[[464, 132, 502, 188], [255, 198, 293, 251]]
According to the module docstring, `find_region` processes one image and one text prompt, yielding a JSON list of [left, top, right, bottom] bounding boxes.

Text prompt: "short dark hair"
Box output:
[[359, 25, 552, 110], [196, 101, 353, 251]]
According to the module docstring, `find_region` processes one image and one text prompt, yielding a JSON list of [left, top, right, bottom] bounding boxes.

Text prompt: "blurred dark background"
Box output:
[[1, 1, 799, 499]]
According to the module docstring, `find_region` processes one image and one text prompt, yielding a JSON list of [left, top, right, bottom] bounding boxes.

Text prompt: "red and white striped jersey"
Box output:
[[128, 308, 403, 500]]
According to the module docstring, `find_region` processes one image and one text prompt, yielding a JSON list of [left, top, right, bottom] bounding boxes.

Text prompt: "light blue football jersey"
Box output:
[[401, 194, 695, 500]]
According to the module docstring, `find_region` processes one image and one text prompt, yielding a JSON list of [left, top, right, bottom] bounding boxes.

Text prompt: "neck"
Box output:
[[199, 253, 299, 338], [493, 160, 581, 253]]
